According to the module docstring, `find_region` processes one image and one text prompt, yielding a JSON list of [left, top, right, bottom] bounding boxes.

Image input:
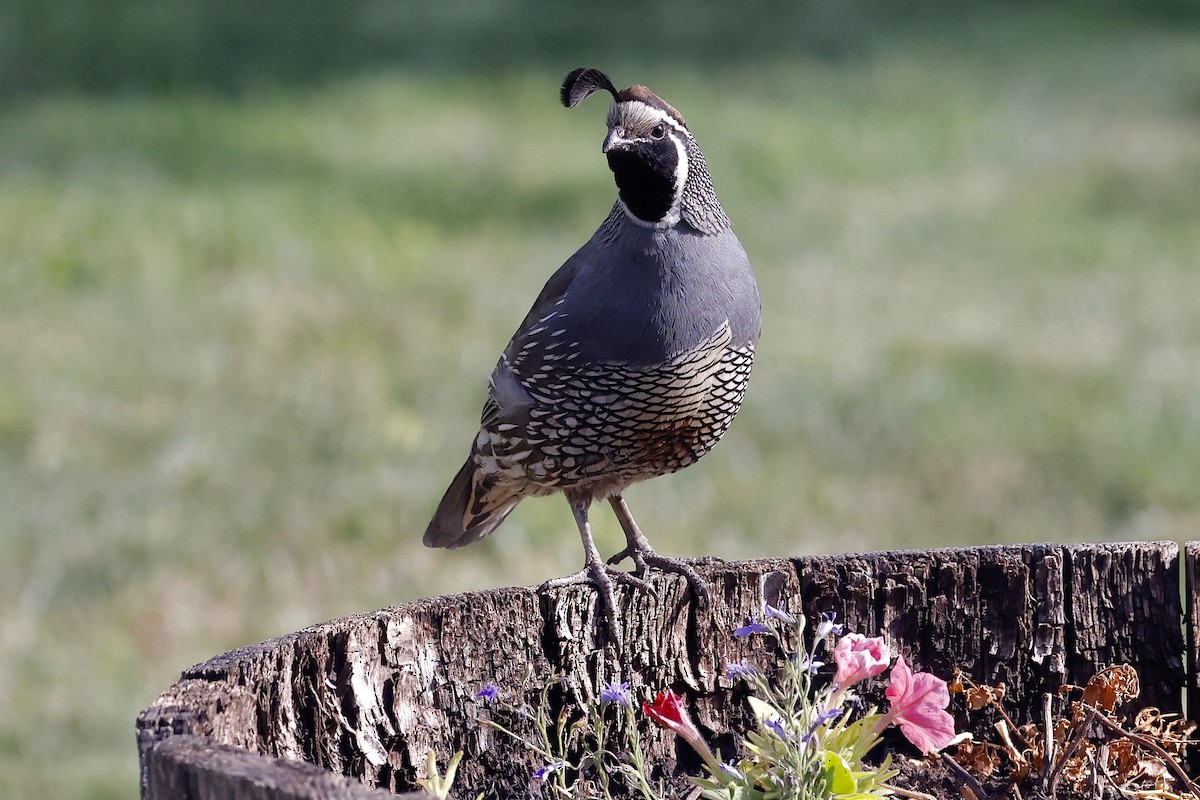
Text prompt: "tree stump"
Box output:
[[137, 542, 1190, 799]]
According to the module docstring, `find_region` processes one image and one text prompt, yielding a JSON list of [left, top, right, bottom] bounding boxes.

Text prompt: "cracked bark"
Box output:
[[137, 542, 1187, 799]]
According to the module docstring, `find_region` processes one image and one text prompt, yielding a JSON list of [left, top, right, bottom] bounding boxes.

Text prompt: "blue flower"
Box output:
[[476, 683, 500, 704], [764, 604, 794, 624], [794, 654, 825, 674], [600, 681, 631, 708], [719, 762, 745, 781], [725, 660, 758, 680], [816, 707, 843, 726], [802, 708, 844, 743], [816, 611, 843, 638], [764, 718, 789, 739], [533, 761, 566, 781], [733, 617, 770, 637]]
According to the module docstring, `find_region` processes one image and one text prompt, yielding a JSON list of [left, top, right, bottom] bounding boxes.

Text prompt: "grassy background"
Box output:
[[2, 2, 1200, 797]]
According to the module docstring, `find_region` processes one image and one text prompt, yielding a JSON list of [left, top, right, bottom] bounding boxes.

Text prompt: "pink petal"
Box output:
[[898, 710, 957, 753], [833, 634, 891, 687], [885, 653, 914, 702], [886, 656, 957, 754]]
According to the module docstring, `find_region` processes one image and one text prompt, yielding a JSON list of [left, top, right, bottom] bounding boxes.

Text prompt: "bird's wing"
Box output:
[[478, 255, 582, 429]]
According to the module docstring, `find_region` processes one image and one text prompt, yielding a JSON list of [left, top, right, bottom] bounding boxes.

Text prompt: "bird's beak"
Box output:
[[602, 127, 627, 154]]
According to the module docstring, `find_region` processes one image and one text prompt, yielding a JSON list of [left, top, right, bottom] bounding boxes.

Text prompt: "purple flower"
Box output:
[[533, 760, 566, 781], [763, 719, 792, 738], [802, 708, 843, 742], [600, 681, 631, 708], [719, 762, 745, 781], [476, 683, 500, 704], [794, 654, 825, 674], [764, 604, 794, 624], [725, 660, 758, 680], [816, 611, 843, 638], [733, 617, 770, 637]]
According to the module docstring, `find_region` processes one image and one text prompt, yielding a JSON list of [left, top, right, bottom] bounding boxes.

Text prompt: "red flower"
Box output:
[[643, 690, 716, 764], [884, 656, 957, 754], [643, 690, 694, 737]]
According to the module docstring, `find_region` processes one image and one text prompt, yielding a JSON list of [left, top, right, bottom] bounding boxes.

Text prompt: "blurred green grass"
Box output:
[[2, 2, 1200, 798]]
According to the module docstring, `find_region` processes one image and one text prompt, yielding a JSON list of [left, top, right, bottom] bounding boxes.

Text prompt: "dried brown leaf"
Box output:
[[1081, 664, 1139, 712], [956, 662, 1200, 799], [953, 740, 1002, 778], [963, 684, 1002, 711], [1138, 757, 1171, 780]]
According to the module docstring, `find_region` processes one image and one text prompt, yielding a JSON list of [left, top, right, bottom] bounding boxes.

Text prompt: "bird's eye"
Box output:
[[650, 124, 666, 140]]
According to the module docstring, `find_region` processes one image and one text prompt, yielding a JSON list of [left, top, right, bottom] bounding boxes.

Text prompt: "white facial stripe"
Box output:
[[606, 101, 691, 228], [606, 101, 688, 139], [670, 130, 688, 212]]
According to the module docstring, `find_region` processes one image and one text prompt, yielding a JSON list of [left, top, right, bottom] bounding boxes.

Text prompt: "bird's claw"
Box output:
[[608, 569, 658, 596], [605, 547, 631, 567], [607, 545, 713, 608], [605, 545, 649, 573], [542, 562, 660, 646], [612, 544, 713, 609], [682, 555, 726, 567]]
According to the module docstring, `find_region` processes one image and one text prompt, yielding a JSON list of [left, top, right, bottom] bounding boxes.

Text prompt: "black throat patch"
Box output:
[[607, 137, 679, 223]]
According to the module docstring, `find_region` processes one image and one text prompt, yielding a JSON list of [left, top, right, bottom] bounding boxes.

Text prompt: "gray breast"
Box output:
[[474, 210, 760, 495], [540, 209, 760, 365]]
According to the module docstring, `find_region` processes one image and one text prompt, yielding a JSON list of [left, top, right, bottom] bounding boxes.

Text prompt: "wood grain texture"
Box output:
[[138, 542, 1187, 799], [1186, 541, 1200, 773], [142, 735, 422, 800]]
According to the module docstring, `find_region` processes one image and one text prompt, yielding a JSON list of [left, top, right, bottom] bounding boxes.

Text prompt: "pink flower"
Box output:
[[644, 690, 717, 766], [884, 656, 956, 754], [832, 634, 891, 687]]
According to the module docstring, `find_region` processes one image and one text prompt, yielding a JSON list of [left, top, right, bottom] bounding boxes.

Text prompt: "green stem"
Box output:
[[626, 707, 663, 800], [593, 707, 616, 800], [480, 719, 553, 760], [869, 708, 895, 741]]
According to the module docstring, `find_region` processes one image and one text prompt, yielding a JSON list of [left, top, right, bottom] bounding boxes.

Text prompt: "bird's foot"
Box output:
[[607, 543, 713, 609], [541, 562, 658, 645], [682, 554, 726, 567], [605, 544, 650, 573], [610, 549, 725, 568]]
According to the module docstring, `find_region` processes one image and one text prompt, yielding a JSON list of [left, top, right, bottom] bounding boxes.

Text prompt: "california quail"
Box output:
[[424, 68, 761, 642]]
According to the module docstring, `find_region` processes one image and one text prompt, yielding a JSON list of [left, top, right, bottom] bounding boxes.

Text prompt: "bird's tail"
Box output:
[[423, 458, 523, 549]]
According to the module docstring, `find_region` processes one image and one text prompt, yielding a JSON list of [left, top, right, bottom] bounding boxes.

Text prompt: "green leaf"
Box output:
[[747, 696, 783, 727], [821, 751, 858, 794], [416, 749, 463, 800]]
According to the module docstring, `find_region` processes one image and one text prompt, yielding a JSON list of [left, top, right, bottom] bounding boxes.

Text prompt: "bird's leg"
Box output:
[[605, 494, 713, 608], [541, 498, 656, 645]]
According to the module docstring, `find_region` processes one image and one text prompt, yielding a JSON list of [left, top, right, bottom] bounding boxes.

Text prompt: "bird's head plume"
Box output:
[[560, 67, 699, 227]]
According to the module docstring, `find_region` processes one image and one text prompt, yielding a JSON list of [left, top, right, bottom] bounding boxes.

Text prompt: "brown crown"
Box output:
[[617, 85, 687, 128]]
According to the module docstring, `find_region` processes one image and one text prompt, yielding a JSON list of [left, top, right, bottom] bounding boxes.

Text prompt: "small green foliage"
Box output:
[[476, 673, 666, 800], [473, 610, 960, 799], [690, 612, 897, 800], [415, 748, 463, 800]]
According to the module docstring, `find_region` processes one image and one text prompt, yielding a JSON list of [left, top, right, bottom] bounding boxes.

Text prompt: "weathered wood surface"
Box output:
[[143, 735, 425, 800], [138, 542, 1187, 799], [1186, 541, 1200, 773]]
